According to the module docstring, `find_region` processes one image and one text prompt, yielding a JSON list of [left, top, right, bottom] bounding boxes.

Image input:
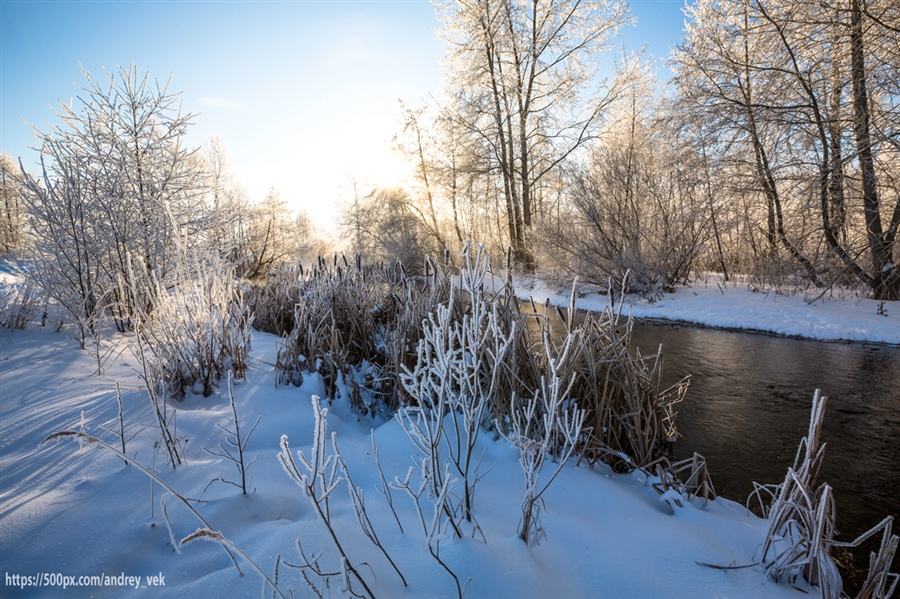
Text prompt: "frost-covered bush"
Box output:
[[274, 253, 457, 413], [135, 249, 252, 398], [398, 243, 519, 522], [19, 64, 208, 342], [502, 332, 585, 546], [1, 277, 42, 330]]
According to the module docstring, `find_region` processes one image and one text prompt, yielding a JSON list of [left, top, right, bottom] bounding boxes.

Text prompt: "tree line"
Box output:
[[3, 0, 898, 316], [342, 0, 899, 300]]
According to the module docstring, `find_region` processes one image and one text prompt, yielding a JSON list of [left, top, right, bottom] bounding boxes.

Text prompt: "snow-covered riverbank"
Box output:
[[1, 326, 817, 598], [516, 276, 900, 345], [3, 259, 895, 597]]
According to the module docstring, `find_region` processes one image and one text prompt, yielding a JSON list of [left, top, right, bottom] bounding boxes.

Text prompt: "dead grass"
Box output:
[[261, 248, 688, 475], [750, 390, 899, 599]]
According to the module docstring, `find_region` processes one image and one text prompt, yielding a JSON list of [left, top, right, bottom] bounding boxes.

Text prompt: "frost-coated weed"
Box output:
[[278, 395, 381, 599], [133, 248, 252, 399], [752, 390, 899, 599]]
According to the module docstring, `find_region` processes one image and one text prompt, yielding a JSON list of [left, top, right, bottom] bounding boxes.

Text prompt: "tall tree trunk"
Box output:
[[826, 39, 847, 244], [449, 154, 464, 244], [482, 13, 520, 254], [850, 0, 898, 299], [413, 120, 446, 250], [741, 8, 777, 256], [747, 110, 823, 286]]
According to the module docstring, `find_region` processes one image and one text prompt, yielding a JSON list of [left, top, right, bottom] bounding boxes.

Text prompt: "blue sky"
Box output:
[[1, 0, 687, 225]]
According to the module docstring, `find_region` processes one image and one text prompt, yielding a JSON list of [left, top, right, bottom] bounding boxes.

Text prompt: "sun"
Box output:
[[352, 142, 414, 192]]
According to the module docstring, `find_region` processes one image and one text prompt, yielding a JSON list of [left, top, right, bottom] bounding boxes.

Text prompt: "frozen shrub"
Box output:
[[1, 277, 42, 330], [502, 332, 585, 546], [134, 249, 252, 398], [274, 253, 456, 413], [399, 242, 518, 522]]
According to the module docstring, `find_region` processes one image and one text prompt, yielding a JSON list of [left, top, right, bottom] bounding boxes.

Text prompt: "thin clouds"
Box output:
[[198, 95, 240, 109]]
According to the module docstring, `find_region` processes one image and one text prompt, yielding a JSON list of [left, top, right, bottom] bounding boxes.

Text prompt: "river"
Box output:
[[627, 321, 900, 536], [537, 306, 900, 586]]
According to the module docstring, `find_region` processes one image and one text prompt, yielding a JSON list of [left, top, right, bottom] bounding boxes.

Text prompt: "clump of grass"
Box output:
[[513, 276, 688, 473], [543, 302, 689, 472], [750, 390, 899, 599], [244, 263, 304, 336], [134, 250, 252, 399], [267, 247, 685, 476], [274, 253, 457, 414], [753, 390, 841, 595], [652, 452, 717, 507]]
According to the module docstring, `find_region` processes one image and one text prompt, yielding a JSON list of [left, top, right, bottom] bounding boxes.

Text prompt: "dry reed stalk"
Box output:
[[556, 303, 688, 472], [747, 390, 900, 598], [848, 517, 898, 599], [757, 390, 841, 597], [652, 452, 717, 506]]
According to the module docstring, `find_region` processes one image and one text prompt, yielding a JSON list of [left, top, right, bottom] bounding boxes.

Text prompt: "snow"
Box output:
[[516, 276, 900, 345], [1, 326, 813, 598], [3, 266, 896, 597]]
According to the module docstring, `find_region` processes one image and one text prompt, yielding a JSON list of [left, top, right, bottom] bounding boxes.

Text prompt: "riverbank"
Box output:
[[1, 326, 816, 598], [515, 275, 900, 345]]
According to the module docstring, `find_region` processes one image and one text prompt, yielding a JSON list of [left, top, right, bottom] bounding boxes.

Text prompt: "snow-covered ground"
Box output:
[[1, 325, 815, 599], [516, 276, 900, 345], [2, 263, 895, 597]]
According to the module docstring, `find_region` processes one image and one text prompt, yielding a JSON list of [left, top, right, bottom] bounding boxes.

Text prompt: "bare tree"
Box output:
[[199, 136, 252, 265], [436, 0, 631, 268], [540, 54, 710, 296], [674, 0, 900, 298], [19, 143, 104, 347], [242, 188, 296, 279], [0, 153, 25, 256], [19, 63, 207, 339], [339, 185, 428, 272], [396, 103, 448, 251]]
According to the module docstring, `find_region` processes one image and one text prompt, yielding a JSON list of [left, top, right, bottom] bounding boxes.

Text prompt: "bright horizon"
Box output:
[[1, 0, 687, 231]]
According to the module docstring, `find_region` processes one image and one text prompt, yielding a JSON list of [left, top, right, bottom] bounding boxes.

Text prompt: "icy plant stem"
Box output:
[[181, 528, 288, 599], [228, 373, 247, 494], [505, 332, 584, 546], [369, 430, 404, 534], [135, 326, 181, 468], [40, 431, 242, 575], [203, 371, 260, 495], [334, 434, 407, 587], [278, 396, 375, 599], [116, 383, 126, 460]]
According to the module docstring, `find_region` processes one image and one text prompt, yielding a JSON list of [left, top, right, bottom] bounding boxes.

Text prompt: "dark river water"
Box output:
[[536, 306, 900, 586], [627, 321, 900, 538]]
